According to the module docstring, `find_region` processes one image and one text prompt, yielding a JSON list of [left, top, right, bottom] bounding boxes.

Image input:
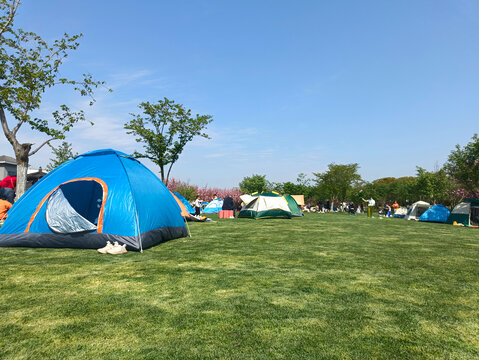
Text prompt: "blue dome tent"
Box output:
[[202, 198, 223, 213], [419, 204, 450, 223], [0, 149, 187, 251], [173, 192, 195, 214]]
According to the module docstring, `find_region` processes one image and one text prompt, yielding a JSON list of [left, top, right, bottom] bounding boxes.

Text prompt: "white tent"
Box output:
[[404, 201, 430, 221], [238, 193, 292, 219], [240, 194, 256, 205]]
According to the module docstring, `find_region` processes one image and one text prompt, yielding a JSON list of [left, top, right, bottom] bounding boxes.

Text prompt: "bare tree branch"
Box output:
[[29, 137, 57, 156], [0, 106, 17, 147]]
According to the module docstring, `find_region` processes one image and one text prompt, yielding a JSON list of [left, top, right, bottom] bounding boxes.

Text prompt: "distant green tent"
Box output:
[[239, 192, 292, 219], [283, 194, 303, 217], [446, 199, 479, 226]]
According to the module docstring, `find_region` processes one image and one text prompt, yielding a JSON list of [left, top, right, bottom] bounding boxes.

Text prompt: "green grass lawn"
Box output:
[[1, 213, 478, 359]]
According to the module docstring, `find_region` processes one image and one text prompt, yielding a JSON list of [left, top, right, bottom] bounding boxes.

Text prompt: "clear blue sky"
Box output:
[[2, 0, 478, 187]]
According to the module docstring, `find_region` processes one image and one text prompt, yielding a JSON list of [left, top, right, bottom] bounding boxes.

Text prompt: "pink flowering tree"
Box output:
[[167, 178, 242, 205]]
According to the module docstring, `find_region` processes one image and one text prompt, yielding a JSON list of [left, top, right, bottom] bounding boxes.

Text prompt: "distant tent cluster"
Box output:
[[1, 147, 477, 254], [399, 199, 479, 227], [196, 191, 304, 220]]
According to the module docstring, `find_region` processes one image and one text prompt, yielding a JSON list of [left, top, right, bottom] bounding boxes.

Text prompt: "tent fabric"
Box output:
[[46, 188, 98, 233], [0, 149, 187, 251], [202, 198, 223, 213], [404, 201, 430, 221], [239, 192, 292, 219], [446, 199, 479, 226], [291, 195, 305, 206], [170, 191, 206, 222], [173, 192, 195, 214], [283, 194, 303, 217], [170, 192, 191, 218], [419, 204, 450, 223], [240, 194, 256, 205]]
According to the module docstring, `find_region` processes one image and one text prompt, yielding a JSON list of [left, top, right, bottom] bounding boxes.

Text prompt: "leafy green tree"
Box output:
[[175, 185, 197, 201], [239, 174, 267, 194], [266, 180, 284, 193], [45, 141, 78, 171], [296, 173, 311, 187], [293, 173, 315, 200], [388, 177, 417, 205], [282, 181, 299, 195], [0, 0, 107, 197], [125, 98, 212, 185], [359, 177, 419, 206], [283, 179, 310, 197], [444, 134, 479, 198], [415, 167, 453, 205], [313, 163, 361, 208], [370, 177, 397, 204]]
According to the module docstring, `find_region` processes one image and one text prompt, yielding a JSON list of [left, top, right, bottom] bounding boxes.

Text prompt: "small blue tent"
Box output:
[[173, 192, 195, 214], [419, 204, 451, 223], [202, 198, 223, 213], [0, 149, 187, 251]]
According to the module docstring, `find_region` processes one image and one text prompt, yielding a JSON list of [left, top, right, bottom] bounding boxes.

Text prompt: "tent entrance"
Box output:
[[46, 180, 104, 233], [471, 206, 479, 226], [416, 207, 428, 217]]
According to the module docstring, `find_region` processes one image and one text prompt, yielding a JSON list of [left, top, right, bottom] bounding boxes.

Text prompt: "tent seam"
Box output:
[[116, 154, 143, 252]]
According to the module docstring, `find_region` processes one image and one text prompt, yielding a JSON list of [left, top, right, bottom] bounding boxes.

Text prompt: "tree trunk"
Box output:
[[14, 143, 32, 199], [159, 165, 165, 184]]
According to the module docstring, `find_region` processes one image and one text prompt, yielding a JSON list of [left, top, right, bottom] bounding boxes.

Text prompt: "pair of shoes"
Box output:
[[107, 243, 127, 255], [97, 241, 114, 254], [97, 241, 127, 255]]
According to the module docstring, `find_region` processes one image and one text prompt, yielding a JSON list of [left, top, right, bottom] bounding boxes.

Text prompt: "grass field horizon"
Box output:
[[1, 213, 478, 359]]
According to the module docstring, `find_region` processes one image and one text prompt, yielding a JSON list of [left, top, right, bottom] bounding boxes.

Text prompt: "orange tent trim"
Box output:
[[170, 191, 190, 218]]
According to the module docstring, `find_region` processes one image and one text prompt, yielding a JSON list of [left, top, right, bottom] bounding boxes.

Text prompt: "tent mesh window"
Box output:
[[416, 207, 428, 217], [46, 180, 104, 233]]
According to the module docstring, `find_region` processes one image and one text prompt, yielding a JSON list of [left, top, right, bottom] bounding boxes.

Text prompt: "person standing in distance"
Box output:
[[194, 195, 202, 216], [362, 196, 376, 218]]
